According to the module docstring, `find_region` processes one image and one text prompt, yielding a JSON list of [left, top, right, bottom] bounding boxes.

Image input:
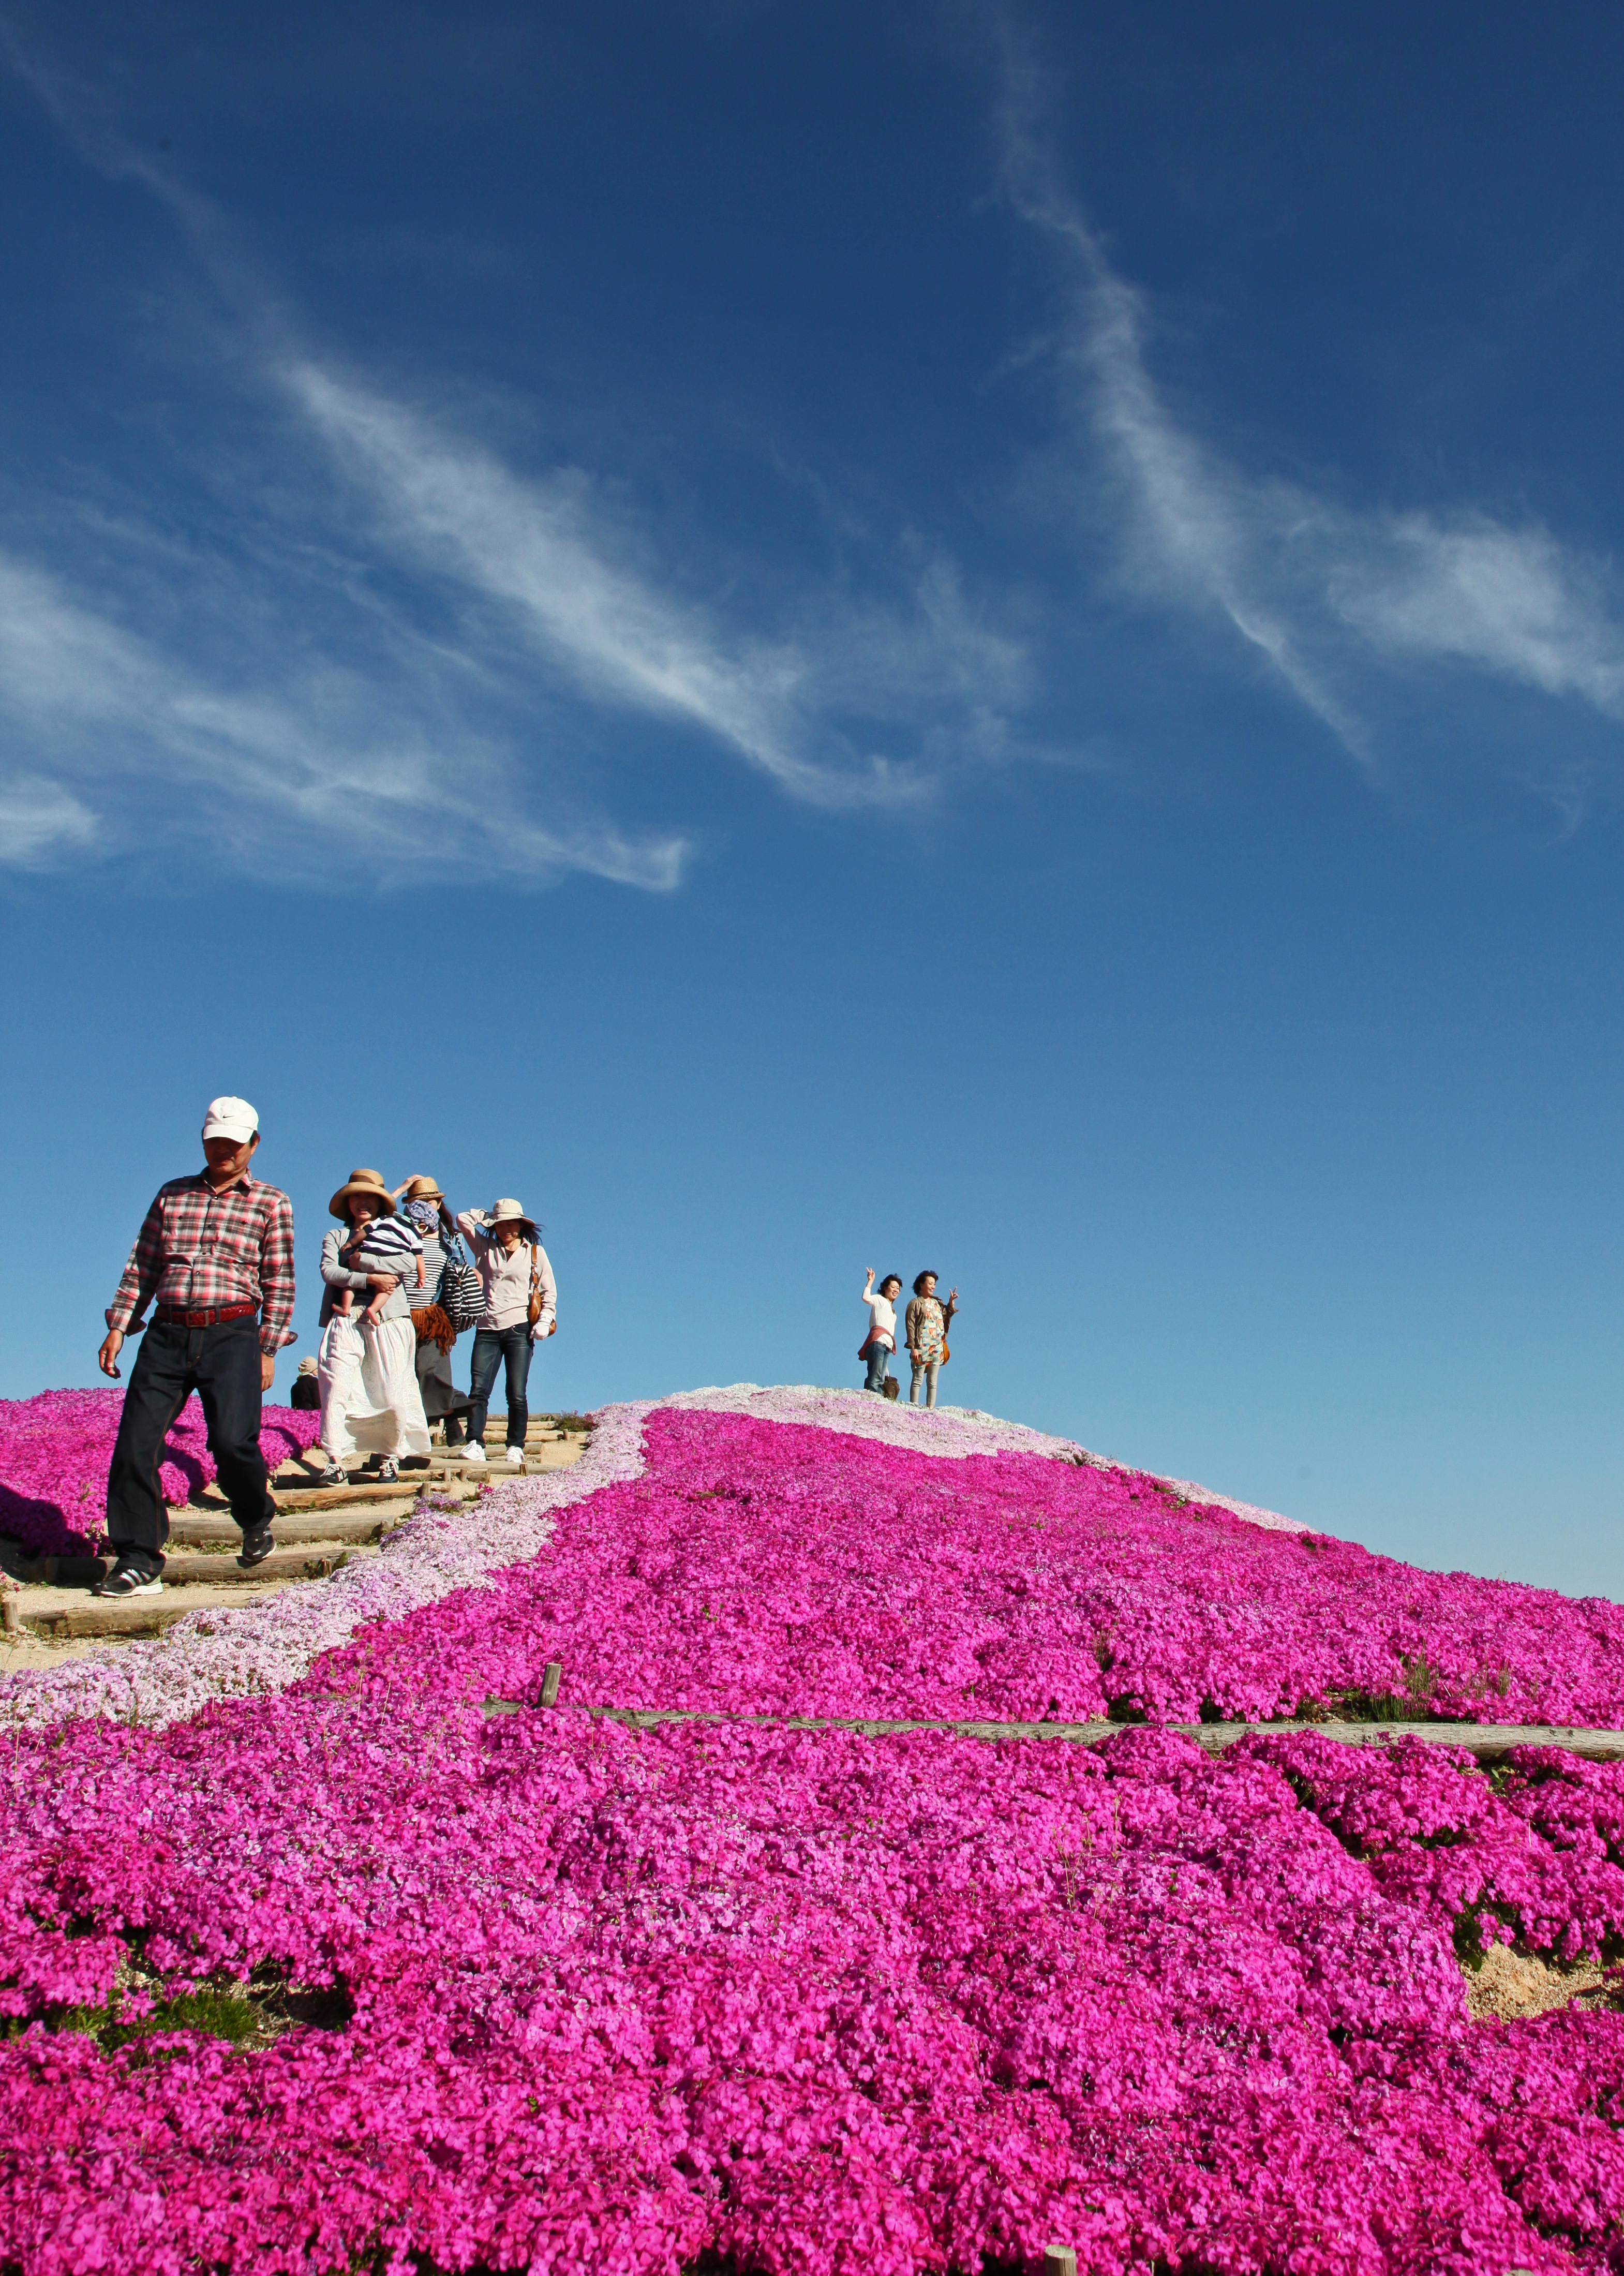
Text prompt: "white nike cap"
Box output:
[[201, 1095, 259, 1144]]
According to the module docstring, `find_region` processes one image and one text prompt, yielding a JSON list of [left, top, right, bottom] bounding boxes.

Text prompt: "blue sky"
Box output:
[[5, 3, 1624, 1596]]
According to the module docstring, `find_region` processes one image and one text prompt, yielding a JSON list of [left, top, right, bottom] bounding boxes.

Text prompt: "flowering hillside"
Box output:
[[0, 1388, 319, 1556], [394, 1406, 1624, 1730], [4, 1388, 1624, 2273]]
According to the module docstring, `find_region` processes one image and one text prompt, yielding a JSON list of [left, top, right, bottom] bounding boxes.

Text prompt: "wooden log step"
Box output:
[[23, 1599, 201, 1640], [273, 1479, 473, 1513], [435, 1453, 556, 1470], [192, 1476, 477, 1515], [272, 1426, 567, 1470], [158, 1545, 372, 1586], [264, 1435, 570, 1489], [1, 1553, 107, 1589], [167, 1508, 394, 1550], [8, 1536, 382, 1609]]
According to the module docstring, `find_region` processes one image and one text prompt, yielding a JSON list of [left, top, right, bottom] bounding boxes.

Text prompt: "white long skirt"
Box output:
[[317, 1314, 431, 1462]]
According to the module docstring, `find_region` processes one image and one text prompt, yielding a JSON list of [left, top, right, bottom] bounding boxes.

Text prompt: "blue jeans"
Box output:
[[469, 1326, 534, 1448], [862, 1340, 891, 1394], [106, 1318, 274, 1573]]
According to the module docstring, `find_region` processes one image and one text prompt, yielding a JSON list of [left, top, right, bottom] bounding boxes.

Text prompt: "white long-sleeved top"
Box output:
[[861, 1281, 896, 1351], [457, 1211, 557, 1334]]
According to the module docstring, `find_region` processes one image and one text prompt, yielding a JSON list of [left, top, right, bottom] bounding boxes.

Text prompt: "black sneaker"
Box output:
[[95, 1564, 163, 1599], [236, 1528, 276, 1570]]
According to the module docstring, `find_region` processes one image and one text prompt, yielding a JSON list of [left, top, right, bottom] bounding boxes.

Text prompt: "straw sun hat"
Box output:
[[328, 1166, 397, 1221], [486, 1197, 538, 1238]]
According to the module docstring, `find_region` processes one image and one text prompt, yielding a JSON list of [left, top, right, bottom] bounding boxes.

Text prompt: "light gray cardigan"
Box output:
[[318, 1225, 415, 1329]]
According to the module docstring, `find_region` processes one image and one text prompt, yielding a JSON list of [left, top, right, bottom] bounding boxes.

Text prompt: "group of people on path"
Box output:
[[309, 1167, 555, 1488], [88, 1094, 962, 1602], [94, 1096, 556, 1600], [859, 1267, 959, 1405]]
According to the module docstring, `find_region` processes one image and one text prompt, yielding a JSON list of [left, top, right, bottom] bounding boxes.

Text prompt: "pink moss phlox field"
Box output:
[[7, 1701, 1624, 2274], [10, 1401, 1624, 2272], [1258, 1732, 1624, 1967], [0, 1389, 319, 1557], [389, 1408, 1624, 1730]]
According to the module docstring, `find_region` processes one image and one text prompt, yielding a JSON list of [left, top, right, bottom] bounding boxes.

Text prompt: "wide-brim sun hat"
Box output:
[[487, 1197, 537, 1236], [329, 1167, 398, 1221], [404, 1176, 443, 1201]]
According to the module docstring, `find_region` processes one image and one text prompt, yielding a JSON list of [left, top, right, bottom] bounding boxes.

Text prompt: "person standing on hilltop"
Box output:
[[96, 1096, 295, 1597], [904, 1271, 959, 1408], [859, 1268, 902, 1395]]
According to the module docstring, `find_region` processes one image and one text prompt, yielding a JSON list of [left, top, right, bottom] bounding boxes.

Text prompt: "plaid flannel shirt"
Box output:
[[107, 1173, 297, 1353]]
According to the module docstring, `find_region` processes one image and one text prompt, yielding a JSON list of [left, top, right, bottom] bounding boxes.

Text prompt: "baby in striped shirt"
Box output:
[[334, 1212, 426, 1326]]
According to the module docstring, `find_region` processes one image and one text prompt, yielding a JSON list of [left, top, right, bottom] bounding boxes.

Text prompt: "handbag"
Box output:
[[528, 1242, 547, 1330], [437, 1236, 484, 1335]]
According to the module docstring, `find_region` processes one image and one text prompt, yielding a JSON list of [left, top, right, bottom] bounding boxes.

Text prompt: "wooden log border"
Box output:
[[476, 1700, 1624, 1763]]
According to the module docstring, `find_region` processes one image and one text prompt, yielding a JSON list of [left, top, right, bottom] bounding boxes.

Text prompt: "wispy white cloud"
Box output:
[[0, 330, 1030, 877], [995, 46, 1624, 766], [0, 318, 1031, 876], [0, 24, 1035, 884], [0, 550, 687, 885], [285, 361, 975, 811], [0, 774, 96, 863], [1324, 517, 1624, 712]]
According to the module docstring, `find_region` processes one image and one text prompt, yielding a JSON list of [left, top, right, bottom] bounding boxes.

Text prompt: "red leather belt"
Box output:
[[154, 1302, 259, 1328]]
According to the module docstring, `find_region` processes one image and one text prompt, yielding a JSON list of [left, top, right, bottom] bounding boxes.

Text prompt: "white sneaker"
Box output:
[[463, 1442, 487, 1465], [504, 1445, 525, 1467]]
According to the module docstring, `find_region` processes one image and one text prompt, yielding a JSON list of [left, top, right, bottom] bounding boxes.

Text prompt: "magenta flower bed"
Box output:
[[7, 1400, 1624, 2272], [9, 1710, 1624, 2272], [0, 1388, 319, 1557], [388, 1408, 1624, 1730]]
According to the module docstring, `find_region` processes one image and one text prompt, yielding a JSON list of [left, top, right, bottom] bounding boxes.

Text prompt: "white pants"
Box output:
[[318, 1314, 431, 1462]]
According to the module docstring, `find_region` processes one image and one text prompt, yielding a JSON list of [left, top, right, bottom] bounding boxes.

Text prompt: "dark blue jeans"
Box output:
[[862, 1339, 891, 1394], [106, 1318, 274, 1573], [469, 1326, 534, 1448]]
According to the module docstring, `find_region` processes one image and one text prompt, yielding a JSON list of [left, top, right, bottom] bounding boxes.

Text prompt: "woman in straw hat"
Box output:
[[315, 1168, 432, 1487], [392, 1173, 470, 1449], [454, 1197, 557, 1467]]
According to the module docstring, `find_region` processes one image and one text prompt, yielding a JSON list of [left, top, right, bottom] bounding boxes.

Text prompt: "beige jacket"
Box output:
[[456, 1212, 557, 1335]]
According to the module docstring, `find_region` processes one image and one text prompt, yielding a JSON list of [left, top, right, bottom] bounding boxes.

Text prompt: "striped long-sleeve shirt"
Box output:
[[107, 1173, 297, 1352]]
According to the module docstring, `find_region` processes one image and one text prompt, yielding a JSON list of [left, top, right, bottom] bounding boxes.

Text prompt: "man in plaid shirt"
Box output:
[[96, 1096, 296, 1597]]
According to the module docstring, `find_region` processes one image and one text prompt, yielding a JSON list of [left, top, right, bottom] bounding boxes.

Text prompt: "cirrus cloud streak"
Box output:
[[996, 49, 1624, 777]]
